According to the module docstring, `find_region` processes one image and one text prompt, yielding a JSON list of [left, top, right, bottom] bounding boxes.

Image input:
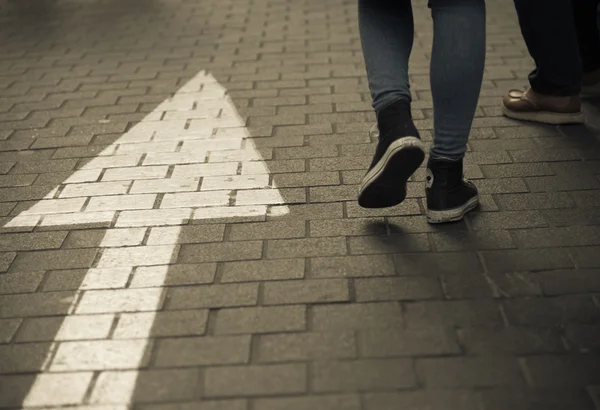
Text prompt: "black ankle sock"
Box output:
[[376, 100, 420, 140]]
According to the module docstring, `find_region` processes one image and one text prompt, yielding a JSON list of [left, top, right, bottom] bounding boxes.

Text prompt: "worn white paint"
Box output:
[[6, 70, 288, 407]]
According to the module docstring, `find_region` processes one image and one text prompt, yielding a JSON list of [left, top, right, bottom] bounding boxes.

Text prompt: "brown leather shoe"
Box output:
[[502, 88, 583, 125]]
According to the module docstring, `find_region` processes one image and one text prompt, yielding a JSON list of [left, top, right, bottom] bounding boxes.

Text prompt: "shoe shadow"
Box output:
[[363, 215, 469, 256]]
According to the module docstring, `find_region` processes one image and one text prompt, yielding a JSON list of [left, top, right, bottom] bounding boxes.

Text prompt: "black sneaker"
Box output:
[[358, 104, 426, 209], [425, 158, 479, 224]]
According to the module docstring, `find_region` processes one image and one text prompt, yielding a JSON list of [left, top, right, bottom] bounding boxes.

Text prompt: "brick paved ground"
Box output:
[[1, 0, 600, 409]]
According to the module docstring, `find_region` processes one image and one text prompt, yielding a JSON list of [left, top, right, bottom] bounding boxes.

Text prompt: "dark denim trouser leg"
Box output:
[[573, 0, 600, 73], [513, 0, 582, 96]]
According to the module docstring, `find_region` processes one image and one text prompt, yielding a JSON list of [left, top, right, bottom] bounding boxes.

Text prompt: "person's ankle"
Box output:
[[376, 100, 419, 140]]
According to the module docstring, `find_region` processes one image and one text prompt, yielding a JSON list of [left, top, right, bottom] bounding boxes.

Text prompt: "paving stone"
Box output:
[[205, 364, 307, 397], [138, 400, 248, 410], [102, 227, 147, 247], [115, 209, 191, 228], [564, 324, 600, 352], [257, 331, 356, 362], [275, 145, 337, 160], [130, 178, 199, 194], [59, 181, 130, 198], [147, 225, 225, 245], [416, 357, 525, 387], [535, 269, 600, 295], [179, 241, 263, 263], [62, 229, 106, 248], [221, 259, 305, 283], [97, 245, 178, 268], [502, 296, 600, 326], [229, 220, 306, 240], [460, 326, 565, 355], [309, 217, 386, 237], [495, 192, 575, 210], [431, 229, 516, 251], [312, 359, 417, 392], [155, 335, 250, 367], [310, 255, 395, 278], [2, 373, 89, 408], [274, 171, 339, 188], [50, 339, 149, 371], [214, 305, 306, 335], [166, 283, 258, 309], [482, 249, 574, 273], [0, 318, 21, 343], [527, 174, 600, 192], [86, 194, 156, 212], [358, 327, 460, 357], [309, 184, 361, 202], [236, 187, 306, 205], [102, 165, 168, 181], [523, 355, 600, 386], [479, 387, 596, 410], [309, 156, 370, 172], [130, 264, 216, 288], [312, 302, 403, 331], [404, 300, 503, 327], [364, 391, 484, 410], [349, 234, 430, 254], [0, 185, 60, 203], [263, 279, 349, 305], [0, 291, 74, 318], [171, 163, 238, 179], [570, 246, 600, 267], [0, 268, 44, 294], [541, 208, 600, 226], [481, 163, 554, 178], [39, 211, 114, 229], [570, 190, 600, 207], [393, 252, 484, 276], [111, 369, 200, 403], [12, 159, 78, 174], [114, 310, 209, 339], [17, 315, 113, 342], [469, 210, 547, 230], [244, 159, 305, 173], [0, 174, 37, 188], [354, 277, 442, 302], [253, 395, 361, 410], [267, 237, 346, 258], [0, 342, 52, 373], [76, 288, 163, 314], [268, 202, 344, 220]]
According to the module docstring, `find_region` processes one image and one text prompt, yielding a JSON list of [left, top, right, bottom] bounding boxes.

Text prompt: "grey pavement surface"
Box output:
[[1, 0, 600, 409]]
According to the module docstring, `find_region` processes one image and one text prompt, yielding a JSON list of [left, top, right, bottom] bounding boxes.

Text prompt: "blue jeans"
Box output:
[[359, 0, 486, 160]]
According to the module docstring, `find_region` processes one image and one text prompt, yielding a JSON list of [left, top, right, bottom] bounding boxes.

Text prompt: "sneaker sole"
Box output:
[[426, 195, 480, 224], [501, 103, 584, 125], [358, 136, 425, 209]]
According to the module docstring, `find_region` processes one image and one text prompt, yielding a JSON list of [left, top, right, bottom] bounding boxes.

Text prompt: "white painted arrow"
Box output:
[[5, 70, 288, 407]]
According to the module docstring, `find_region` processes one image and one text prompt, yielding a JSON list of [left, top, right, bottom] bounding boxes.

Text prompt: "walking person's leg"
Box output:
[[502, 0, 584, 124], [358, 0, 486, 224], [357, 0, 426, 209], [425, 0, 486, 223]]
